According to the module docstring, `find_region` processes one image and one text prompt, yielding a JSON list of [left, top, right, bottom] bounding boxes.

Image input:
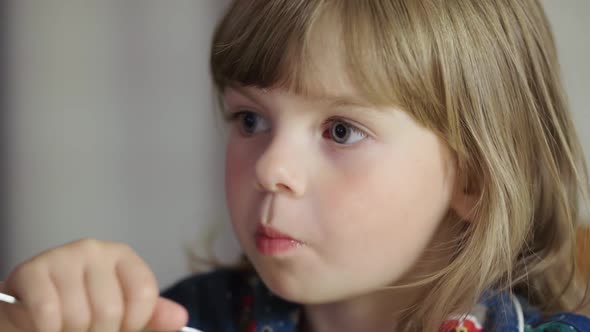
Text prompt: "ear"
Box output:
[[450, 177, 479, 222]]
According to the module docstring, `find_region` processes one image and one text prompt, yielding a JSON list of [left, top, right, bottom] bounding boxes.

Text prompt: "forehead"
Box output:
[[224, 11, 372, 108], [279, 11, 366, 105]]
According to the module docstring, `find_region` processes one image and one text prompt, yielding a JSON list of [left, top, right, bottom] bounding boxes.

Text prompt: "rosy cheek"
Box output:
[[225, 136, 257, 214], [225, 140, 240, 190], [313, 170, 376, 227]]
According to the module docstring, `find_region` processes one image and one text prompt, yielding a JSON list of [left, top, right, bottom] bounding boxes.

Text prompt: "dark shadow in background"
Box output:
[[1, 1, 11, 277]]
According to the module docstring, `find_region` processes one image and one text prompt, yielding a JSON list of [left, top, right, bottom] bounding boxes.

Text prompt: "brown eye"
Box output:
[[327, 120, 367, 145]]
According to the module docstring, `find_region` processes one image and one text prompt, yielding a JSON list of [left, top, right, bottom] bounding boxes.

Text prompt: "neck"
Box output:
[[300, 286, 421, 332]]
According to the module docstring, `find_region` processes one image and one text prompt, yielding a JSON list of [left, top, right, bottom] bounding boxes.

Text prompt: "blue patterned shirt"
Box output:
[[162, 268, 590, 332]]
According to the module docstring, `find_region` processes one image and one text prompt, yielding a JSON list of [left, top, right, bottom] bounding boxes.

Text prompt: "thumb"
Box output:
[[146, 297, 189, 332], [0, 282, 34, 331]]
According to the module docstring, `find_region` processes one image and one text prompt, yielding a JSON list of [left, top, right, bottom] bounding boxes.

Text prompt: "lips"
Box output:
[[256, 225, 294, 239], [255, 225, 302, 255]]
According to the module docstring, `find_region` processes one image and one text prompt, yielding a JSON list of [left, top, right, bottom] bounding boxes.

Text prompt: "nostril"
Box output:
[[255, 180, 273, 193], [276, 183, 292, 192]]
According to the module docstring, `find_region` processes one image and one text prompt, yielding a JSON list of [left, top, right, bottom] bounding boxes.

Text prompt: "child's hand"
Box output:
[[0, 238, 188, 332]]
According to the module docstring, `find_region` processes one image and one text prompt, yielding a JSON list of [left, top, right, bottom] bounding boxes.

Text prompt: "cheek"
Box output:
[[225, 142, 239, 203], [224, 136, 255, 224], [315, 140, 454, 258], [315, 164, 405, 241], [225, 146, 242, 194]]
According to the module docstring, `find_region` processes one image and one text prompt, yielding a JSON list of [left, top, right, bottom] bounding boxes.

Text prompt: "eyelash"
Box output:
[[225, 109, 248, 122], [324, 118, 365, 133]]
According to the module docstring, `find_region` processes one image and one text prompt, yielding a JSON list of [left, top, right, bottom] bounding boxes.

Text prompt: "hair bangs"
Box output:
[[210, 0, 327, 95], [209, 0, 439, 113]]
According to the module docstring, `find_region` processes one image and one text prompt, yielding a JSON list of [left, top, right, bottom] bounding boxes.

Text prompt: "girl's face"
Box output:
[[223, 80, 462, 304]]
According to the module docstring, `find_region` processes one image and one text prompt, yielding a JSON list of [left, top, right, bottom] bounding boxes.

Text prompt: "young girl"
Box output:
[[1, 0, 589, 331]]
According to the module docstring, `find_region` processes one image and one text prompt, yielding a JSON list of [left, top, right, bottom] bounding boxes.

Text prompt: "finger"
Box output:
[[50, 263, 91, 332], [115, 247, 159, 332], [0, 302, 27, 332], [4, 263, 62, 332], [0, 280, 33, 332], [146, 297, 189, 332], [86, 262, 124, 332]]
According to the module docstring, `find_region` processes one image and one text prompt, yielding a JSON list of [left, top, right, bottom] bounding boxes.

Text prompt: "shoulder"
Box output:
[[482, 291, 590, 331], [517, 295, 590, 332], [527, 312, 590, 332], [161, 267, 301, 332], [161, 268, 255, 331]]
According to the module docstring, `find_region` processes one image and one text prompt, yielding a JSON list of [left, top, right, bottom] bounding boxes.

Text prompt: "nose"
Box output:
[[255, 135, 307, 197]]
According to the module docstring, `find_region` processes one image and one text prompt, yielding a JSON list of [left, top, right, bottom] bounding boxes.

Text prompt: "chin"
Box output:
[[255, 267, 347, 305], [257, 267, 302, 298], [254, 264, 316, 303]]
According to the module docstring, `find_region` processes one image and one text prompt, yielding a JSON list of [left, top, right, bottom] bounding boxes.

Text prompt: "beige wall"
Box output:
[[5, 1, 234, 287], [541, 0, 590, 221]]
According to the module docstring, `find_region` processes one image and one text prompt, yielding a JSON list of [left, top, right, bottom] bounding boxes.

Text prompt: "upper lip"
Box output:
[[256, 224, 297, 240]]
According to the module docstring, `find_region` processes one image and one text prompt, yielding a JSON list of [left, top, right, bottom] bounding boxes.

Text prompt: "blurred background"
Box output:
[[1, 1, 589, 289]]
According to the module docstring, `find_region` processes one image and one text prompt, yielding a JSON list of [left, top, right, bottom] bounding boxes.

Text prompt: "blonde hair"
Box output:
[[210, 0, 590, 330]]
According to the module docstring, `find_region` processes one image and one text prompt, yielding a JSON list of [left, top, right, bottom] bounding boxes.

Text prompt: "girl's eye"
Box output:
[[232, 111, 270, 135], [324, 120, 368, 145]]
